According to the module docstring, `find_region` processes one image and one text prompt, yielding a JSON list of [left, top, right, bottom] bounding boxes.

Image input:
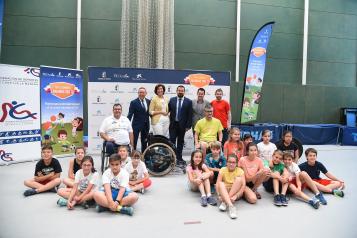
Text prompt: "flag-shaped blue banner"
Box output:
[[241, 22, 274, 123]]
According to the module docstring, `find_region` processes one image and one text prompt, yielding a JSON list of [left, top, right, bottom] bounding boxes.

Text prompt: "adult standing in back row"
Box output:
[[192, 88, 211, 139], [127, 87, 151, 153], [168, 85, 192, 167], [211, 88, 231, 147]]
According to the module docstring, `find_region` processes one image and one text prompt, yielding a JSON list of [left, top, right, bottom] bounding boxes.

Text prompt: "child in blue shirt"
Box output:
[[205, 141, 226, 185]]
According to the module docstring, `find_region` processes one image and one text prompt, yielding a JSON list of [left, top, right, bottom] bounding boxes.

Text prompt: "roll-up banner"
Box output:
[[0, 64, 41, 165], [40, 66, 84, 157], [87, 67, 231, 155], [240, 22, 274, 123]]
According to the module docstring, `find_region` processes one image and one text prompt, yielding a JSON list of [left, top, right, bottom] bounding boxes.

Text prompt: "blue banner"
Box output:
[[241, 22, 274, 123], [341, 126, 357, 146], [40, 66, 84, 156], [233, 123, 282, 144]]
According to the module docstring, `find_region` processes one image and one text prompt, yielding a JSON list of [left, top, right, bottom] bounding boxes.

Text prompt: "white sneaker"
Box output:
[[140, 188, 145, 194], [219, 202, 227, 211], [228, 205, 237, 219]]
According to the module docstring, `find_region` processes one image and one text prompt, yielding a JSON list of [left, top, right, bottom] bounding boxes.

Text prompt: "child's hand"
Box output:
[[37, 172, 43, 177]]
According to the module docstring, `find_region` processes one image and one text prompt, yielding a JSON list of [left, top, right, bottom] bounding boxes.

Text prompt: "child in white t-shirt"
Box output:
[[257, 129, 277, 167], [57, 156, 99, 209], [283, 152, 326, 209], [93, 154, 138, 215], [124, 150, 152, 194], [118, 145, 131, 168]]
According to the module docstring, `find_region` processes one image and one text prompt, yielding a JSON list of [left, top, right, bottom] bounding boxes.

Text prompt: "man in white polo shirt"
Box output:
[[99, 103, 134, 155]]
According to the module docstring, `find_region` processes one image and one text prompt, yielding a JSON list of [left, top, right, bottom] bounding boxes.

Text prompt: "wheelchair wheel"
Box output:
[[142, 142, 176, 177]]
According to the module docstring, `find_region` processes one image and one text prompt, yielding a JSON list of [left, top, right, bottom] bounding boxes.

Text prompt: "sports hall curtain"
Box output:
[[120, 0, 175, 69]]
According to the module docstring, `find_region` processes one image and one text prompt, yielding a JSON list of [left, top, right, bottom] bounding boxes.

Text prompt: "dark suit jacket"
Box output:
[[168, 96, 192, 129], [127, 98, 150, 129]]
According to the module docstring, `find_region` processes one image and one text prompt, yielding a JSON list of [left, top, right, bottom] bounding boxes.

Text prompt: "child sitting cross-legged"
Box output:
[[124, 150, 152, 194], [93, 154, 139, 215], [187, 150, 217, 207], [216, 154, 245, 219]]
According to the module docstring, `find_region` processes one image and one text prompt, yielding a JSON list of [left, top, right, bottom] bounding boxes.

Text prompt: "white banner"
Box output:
[[88, 67, 230, 155], [0, 64, 41, 165]]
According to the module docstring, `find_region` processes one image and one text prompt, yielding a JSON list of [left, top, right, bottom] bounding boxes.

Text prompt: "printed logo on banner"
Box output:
[[251, 47, 266, 57], [24, 67, 40, 77], [132, 74, 146, 81], [0, 101, 38, 122], [184, 74, 215, 88], [43, 82, 80, 100], [114, 73, 129, 79], [98, 71, 111, 81], [92, 110, 105, 117], [0, 149, 13, 162]]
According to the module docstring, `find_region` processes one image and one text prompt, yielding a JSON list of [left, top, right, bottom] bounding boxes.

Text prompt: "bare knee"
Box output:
[[246, 196, 257, 204]]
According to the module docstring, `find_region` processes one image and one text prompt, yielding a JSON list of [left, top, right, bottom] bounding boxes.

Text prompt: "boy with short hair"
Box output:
[[299, 148, 344, 197], [283, 152, 324, 209], [118, 145, 131, 168], [205, 141, 226, 185], [93, 154, 138, 215], [23, 145, 62, 196]]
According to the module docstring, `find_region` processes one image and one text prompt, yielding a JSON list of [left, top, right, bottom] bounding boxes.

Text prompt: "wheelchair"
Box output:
[[142, 133, 179, 176]]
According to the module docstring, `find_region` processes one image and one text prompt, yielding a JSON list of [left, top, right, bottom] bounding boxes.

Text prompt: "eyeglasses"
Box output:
[[227, 161, 236, 164], [204, 110, 213, 113]]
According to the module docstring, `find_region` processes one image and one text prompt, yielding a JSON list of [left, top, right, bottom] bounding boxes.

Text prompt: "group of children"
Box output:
[[23, 129, 345, 219], [186, 129, 345, 219], [23, 145, 151, 216]]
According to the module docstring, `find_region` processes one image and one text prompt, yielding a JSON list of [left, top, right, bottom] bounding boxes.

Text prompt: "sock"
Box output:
[[116, 205, 123, 212], [201, 194, 206, 197], [207, 193, 212, 197]]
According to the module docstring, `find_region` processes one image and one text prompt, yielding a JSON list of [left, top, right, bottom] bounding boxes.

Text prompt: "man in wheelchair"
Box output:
[[99, 103, 134, 157], [194, 105, 223, 158]]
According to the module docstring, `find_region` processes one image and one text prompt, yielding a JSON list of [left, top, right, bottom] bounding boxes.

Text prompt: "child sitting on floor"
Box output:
[[124, 150, 152, 194], [57, 156, 99, 209], [93, 154, 138, 215], [23, 145, 62, 197], [63, 147, 85, 188], [299, 148, 344, 197], [187, 150, 217, 207]]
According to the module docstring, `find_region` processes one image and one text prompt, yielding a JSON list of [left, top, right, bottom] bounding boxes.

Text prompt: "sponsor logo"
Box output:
[[0, 101, 37, 122], [132, 74, 146, 81], [184, 74, 215, 87], [24, 67, 40, 77], [251, 47, 266, 57], [114, 73, 130, 79], [44, 82, 80, 99], [98, 71, 111, 81], [0, 149, 13, 162]]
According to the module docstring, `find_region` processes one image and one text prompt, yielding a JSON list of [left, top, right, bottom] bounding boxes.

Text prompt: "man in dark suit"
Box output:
[[168, 85, 192, 166], [128, 87, 151, 153]]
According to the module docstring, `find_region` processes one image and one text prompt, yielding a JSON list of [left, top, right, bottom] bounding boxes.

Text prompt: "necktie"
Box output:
[[176, 98, 182, 121], [141, 99, 145, 110]]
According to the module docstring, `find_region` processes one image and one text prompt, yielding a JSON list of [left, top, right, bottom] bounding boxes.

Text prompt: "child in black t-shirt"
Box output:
[[275, 131, 299, 163], [23, 145, 62, 196], [299, 148, 344, 197]]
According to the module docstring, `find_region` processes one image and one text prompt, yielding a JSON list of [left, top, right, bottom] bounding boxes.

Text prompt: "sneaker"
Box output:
[[219, 202, 227, 211], [273, 194, 282, 206], [207, 196, 217, 206], [200, 196, 208, 207], [23, 188, 37, 197], [119, 206, 134, 216], [333, 189, 344, 198], [315, 193, 327, 205], [96, 205, 108, 213], [228, 205, 237, 219], [81, 201, 89, 209], [308, 198, 320, 209], [280, 194, 288, 206], [57, 198, 68, 207]]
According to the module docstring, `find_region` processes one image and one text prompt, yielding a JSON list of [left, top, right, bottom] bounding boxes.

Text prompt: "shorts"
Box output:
[[263, 178, 286, 193], [246, 181, 254, 189], [289, 178, 306, 190], [313, 179, 331, 186], [100, 187, 132, 201]]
